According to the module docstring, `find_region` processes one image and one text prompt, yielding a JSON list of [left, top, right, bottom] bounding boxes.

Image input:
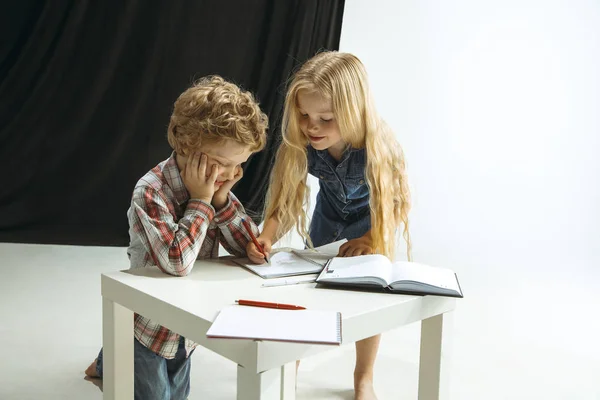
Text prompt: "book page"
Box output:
[[317, 254, 393, 286], [389, 261, 460, 292], [206, 305, 342, 345]]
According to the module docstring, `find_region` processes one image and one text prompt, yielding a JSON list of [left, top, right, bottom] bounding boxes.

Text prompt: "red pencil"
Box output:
[[241, 218, 269, 263], [235, 299, 306, 310]]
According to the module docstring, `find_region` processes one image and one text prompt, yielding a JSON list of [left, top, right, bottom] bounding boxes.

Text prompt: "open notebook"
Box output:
[[232, 239, 346, 279], [316, 254, 463, 298], [206, 305, 342, 345]]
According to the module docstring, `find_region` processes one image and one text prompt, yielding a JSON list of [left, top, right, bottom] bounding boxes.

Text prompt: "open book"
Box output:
[[206, 305, 342, 345], [316, 254, 463, 298], [233, 239, 347, 279]]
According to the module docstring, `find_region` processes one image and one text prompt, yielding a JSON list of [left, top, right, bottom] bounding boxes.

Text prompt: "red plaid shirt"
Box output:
[[126, 152, 258, 358]]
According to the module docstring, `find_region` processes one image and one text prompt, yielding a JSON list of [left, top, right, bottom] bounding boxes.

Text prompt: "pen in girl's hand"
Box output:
[[241, 218, 270, 263]]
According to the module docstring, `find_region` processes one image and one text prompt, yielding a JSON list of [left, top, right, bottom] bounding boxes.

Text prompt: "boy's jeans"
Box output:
[[96, 336, 192, 400]]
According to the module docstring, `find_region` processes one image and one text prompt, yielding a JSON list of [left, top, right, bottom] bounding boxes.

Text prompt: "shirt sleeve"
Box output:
[[129, 186, 215, 276], [211, 192, 258, 257]]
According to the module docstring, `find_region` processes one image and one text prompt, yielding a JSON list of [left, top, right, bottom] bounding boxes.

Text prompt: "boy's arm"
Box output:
[[130, 186, 214, 276], [212, 192, 258, 257]]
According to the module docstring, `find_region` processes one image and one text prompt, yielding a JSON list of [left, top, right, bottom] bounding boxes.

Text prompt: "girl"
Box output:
[[247, 51, 411, 400]]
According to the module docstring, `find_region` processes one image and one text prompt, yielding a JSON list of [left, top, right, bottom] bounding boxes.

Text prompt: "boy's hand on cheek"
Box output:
[[212, 165, 243, 210], [181, 153, 218, 204]]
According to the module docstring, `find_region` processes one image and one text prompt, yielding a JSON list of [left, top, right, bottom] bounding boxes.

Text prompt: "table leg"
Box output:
[[280, 361, 296, 400], [418, 312, 452, 400], [103, 297, 134, 400], [237, 364, 282, 400]]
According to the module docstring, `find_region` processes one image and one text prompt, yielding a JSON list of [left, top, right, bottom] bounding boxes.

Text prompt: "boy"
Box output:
[[85, 76, 268, 400]]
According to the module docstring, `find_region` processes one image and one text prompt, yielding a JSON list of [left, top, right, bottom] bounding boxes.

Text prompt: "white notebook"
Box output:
[[206, 306, 342, 345], [233, 239, 347, 279]]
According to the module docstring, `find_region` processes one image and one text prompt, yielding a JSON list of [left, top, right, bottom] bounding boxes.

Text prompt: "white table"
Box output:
[[101, 258, 456, 400]]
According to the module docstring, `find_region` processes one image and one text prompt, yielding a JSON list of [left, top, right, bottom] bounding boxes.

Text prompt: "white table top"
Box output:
[[101, 257, 456, 370]]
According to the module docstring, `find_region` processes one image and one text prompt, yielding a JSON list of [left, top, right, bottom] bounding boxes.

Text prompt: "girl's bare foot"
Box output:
[[354, 380, 377, 400], [84, 359, 100, 378]]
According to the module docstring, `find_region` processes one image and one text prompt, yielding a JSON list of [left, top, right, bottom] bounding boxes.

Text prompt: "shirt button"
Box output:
[[333, 231, 339, 236], [320, 175, 324, 179], [359, 179, 364, 184]]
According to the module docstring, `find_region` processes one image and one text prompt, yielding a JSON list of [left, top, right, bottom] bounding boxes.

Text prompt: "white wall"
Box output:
[[339, 1, 600, 397], [340, 0, 600, 271]]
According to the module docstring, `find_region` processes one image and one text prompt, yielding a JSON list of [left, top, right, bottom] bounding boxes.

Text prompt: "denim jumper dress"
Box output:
[[307, 145, 370, 247]]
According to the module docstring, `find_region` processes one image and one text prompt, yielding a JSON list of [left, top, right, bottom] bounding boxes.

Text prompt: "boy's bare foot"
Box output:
[[84, 359, 100, 378], [354, 380, 377, 400]]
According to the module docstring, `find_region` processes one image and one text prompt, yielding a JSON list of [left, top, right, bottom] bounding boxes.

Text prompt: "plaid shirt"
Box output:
[[126, 152, 258, 359]]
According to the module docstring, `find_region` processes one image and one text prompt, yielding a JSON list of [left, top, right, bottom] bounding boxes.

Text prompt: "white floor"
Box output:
[[1, 243, 599, 400]]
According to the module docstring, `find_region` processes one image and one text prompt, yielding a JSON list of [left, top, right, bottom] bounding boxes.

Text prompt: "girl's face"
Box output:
[[297, 90, 345, 156]]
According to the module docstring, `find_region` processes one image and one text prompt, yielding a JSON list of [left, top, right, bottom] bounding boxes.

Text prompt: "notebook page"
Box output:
[[206, 306, 342, 345], [313, 239, 348, 256], [292, 239, 348, 267], [390, 262, 460, 292], [234, 252, 323, 279]]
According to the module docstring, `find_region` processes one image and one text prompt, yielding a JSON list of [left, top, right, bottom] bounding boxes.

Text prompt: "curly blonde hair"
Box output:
[[167, 76, 268, 154], [264, 51, 411, 260]]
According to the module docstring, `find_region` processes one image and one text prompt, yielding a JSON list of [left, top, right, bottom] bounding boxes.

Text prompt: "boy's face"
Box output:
[[177, 140, 252, 190]]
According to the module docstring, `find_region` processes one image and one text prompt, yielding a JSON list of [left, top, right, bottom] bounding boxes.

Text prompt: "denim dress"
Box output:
[[307, 145, 370, 247]]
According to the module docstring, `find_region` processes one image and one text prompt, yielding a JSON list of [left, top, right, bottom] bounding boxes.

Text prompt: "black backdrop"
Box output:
[[0, 0, 344, 246]]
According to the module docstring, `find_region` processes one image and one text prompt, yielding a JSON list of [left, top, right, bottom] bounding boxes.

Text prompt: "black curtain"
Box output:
[[0, 0, 344, 246]]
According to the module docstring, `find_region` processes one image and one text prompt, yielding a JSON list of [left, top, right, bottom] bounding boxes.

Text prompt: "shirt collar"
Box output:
[[162, 151, 189, 205], [315, 146, 362, 167]]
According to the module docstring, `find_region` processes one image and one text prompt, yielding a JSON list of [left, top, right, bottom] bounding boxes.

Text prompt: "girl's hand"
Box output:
[[212, 165, 243, 210], [246, 236, 273, 264], [338, 235, 374, 257]]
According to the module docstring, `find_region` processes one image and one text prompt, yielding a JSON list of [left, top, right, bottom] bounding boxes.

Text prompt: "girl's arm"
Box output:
[[259, 217, 280, 242]]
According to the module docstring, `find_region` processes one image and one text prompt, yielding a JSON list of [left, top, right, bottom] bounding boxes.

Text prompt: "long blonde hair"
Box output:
[[264, 51, 411, 260]]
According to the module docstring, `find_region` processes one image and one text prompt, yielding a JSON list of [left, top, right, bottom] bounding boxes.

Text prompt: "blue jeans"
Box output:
[[96, 337, 192, 400]]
